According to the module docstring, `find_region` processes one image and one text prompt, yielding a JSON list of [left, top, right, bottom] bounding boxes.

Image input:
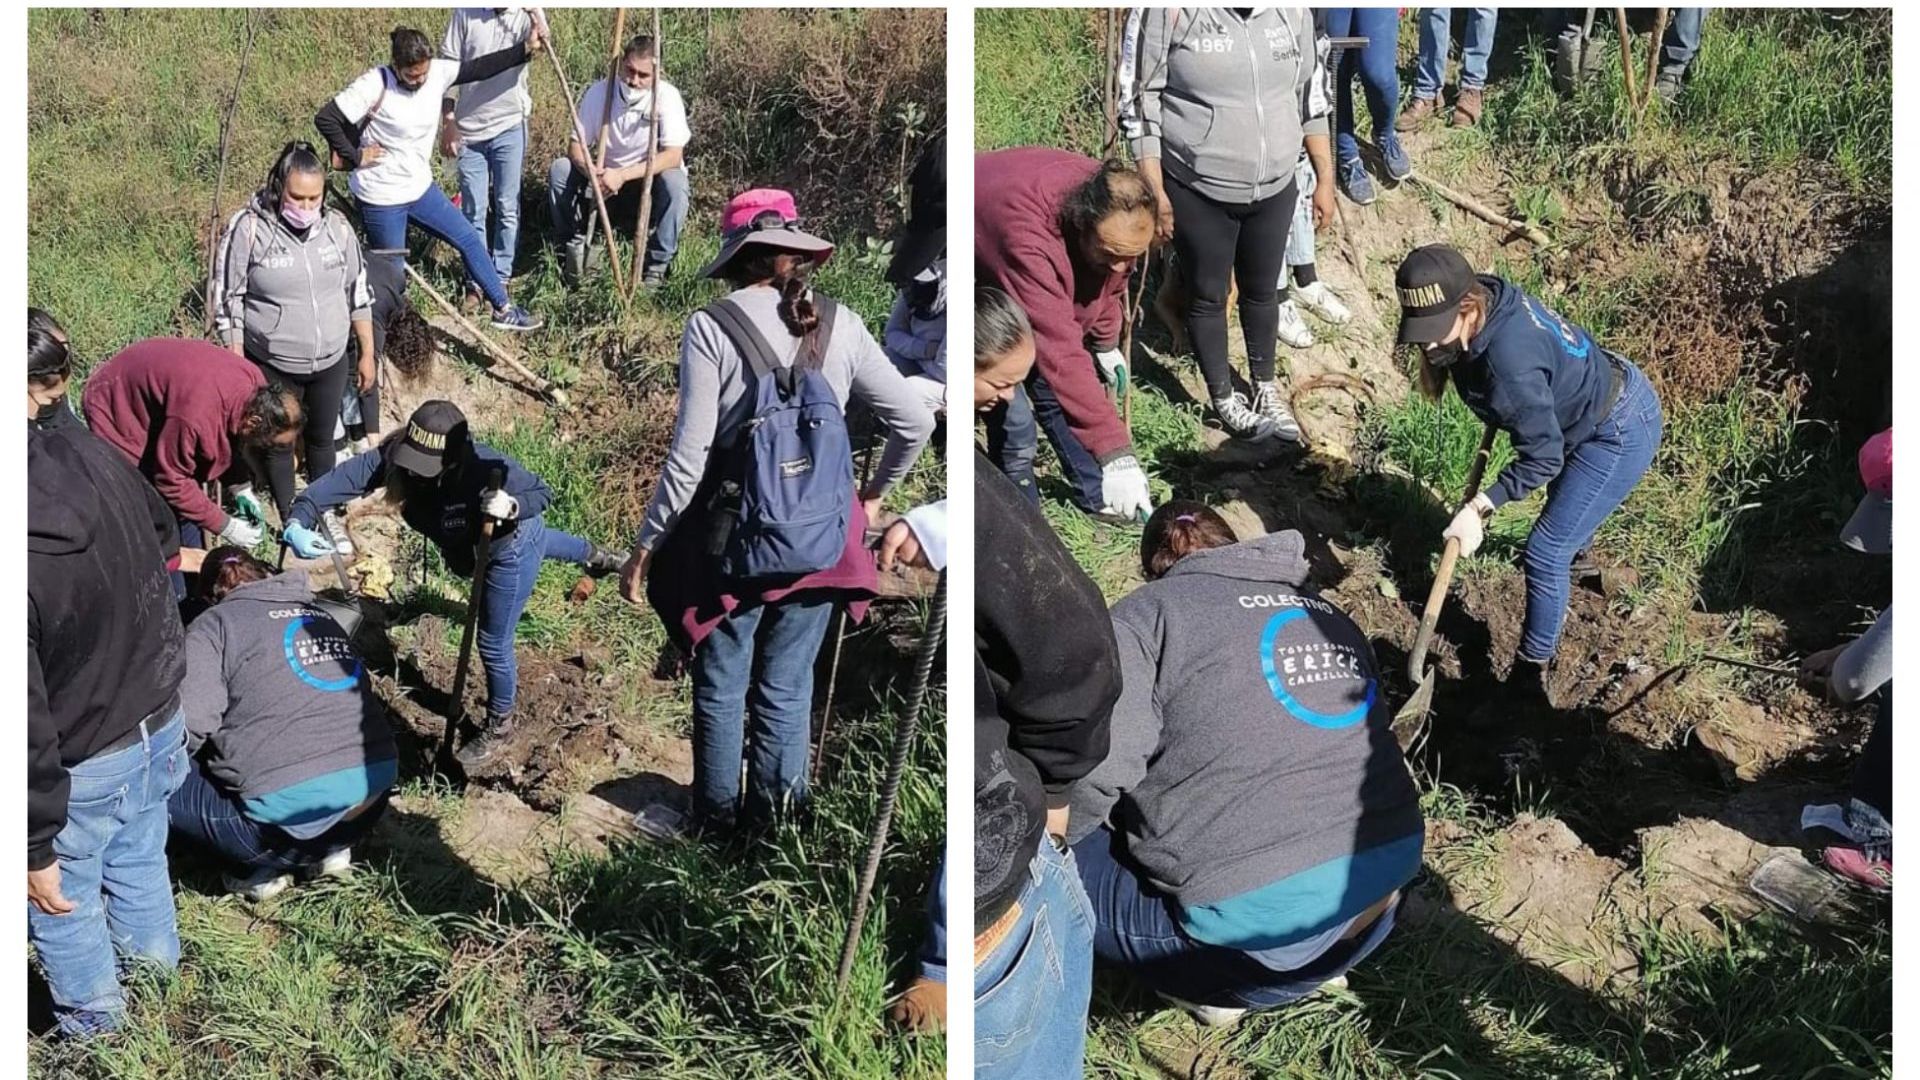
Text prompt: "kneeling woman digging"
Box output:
[[1394, 244, 1664, 705], [281, 401, 624, 766]]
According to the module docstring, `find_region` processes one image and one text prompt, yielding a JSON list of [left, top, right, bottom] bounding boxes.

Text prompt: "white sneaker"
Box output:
[[1211, 392, 1283, 442], [314, 846, 353, 879], [1292, 280, 1352, 326], [225, 867, 295, 902], [1251, 381, 1303, 443], [322, 511, 355, 556], [1275, 298, 1315, 348], [1157, 991, 1249, 1028]]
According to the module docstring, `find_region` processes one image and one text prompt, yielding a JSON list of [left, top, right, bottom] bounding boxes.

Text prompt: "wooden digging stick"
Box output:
[[537, 8, 628, 299], [627, 8, 665, 296], [1614, 9, 1640, 115], [204, 11, 257, 336], [401, 261, 566, 405], [1642, 8, 1669, 117], [1406, 171, 1553, 248]]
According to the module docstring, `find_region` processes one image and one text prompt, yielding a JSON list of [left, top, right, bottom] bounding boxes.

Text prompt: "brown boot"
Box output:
[[888, 976, 946, 1034], [1397, 95, 1440, 132], [1450, 88, 1484, 127]]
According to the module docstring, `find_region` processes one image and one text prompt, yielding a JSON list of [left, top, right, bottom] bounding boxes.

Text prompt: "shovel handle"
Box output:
[[1405, 425, 1498, 684]]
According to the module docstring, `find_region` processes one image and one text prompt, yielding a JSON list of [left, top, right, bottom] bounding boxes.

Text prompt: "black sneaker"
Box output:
[[454, 714, 517, 770], [584, 545, 625, 578]]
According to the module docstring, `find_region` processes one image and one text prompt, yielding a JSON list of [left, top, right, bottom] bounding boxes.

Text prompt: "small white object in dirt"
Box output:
[[547, 388, 571, 409], [1800, 802, 1857, 842]]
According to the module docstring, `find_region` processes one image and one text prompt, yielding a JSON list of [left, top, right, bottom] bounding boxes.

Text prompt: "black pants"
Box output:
[[1166, 175, 1298, 400], [249, 352, 350, 519], [1853, 690, 1891, 823]]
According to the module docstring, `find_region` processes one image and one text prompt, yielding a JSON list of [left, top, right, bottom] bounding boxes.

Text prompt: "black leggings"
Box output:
[[1166, 175, 1298, 399], [249, 352, 349, 518]]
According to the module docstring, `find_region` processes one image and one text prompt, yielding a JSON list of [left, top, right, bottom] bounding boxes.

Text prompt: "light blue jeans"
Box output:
[[29, 709, 189, 1038], [689, 596, 837, 825], [455, 121, 528, 284], [1415, 8, 1498, 98], [546, 158, 691, 276], [477, 512, 594, 719], [975, 838, 1096, 1080], [1285, 154, 1318, 272]]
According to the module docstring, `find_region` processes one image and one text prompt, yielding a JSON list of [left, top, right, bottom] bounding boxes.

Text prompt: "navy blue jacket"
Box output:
[[290, 440, 553, 576], [1451, 276, 1614, 508]]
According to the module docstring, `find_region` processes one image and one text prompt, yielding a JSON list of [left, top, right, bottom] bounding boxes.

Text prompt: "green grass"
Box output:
[[32, 8, 944, 1076]]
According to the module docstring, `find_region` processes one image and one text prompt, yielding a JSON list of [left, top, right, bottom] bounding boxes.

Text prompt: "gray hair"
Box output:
[[975, 286, 1032, 370]]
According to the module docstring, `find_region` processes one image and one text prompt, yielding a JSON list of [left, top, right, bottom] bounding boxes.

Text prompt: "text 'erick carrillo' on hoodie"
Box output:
[[1069, 530, 1423, 952]]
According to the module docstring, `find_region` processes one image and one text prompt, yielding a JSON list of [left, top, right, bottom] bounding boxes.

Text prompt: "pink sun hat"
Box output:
[[1840, 427, 1891, 554], [699, 188, 835, 280]]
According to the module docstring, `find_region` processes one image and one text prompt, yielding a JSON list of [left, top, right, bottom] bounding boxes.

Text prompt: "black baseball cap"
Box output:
[[886, 133, 946, 286], [1395, 244, 1478, 346], [391, 400, 467, 478]]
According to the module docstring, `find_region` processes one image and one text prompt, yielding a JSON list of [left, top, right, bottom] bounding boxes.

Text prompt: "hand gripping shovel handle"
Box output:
[[439, 466, 509, 768], [1405, 425, 1498, 685]]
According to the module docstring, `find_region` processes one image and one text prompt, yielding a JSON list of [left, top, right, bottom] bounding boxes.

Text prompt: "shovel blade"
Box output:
[[1392, 669, 1436, 751]]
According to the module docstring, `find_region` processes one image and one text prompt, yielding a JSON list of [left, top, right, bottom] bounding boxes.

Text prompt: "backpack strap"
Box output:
[[703, 298, 798, 398], [363, 67, 392, 126]]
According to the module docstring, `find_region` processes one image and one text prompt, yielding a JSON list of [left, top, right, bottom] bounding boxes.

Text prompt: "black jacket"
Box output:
[[29, 422, 186, 869], [974, 451, 1118, 931]]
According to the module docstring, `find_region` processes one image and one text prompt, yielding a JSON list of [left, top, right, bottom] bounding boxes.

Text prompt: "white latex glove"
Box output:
[[1100, 455, 1154, 522], [1094, 347, 1128, 389], [217, 514, 264, 549], [1443, 493, 1494, 557], [480, 488, 520, 521]]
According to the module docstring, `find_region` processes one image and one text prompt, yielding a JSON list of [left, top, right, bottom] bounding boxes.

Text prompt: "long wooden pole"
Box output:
[[401, 260, 566, 405], [1405, 171, 1553, 248], [1613, 9, 1640, 116], [627, 8, 664, 295], [596, 9, 627, 174], [1642, 8, 1669, 116], [204, 11, 257, 335], [536, 8, 628, 298]]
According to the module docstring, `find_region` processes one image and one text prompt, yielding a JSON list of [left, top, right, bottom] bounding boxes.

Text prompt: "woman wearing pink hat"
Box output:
[[619, 189, 936, 836], [1799, 427, 1893, 892]]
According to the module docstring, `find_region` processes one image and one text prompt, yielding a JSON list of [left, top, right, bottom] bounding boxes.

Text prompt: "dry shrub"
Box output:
[[597, 391, 681, 533], [385, 308, 435, 380]]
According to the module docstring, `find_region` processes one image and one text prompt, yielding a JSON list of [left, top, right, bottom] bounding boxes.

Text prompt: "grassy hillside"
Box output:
[[29, 9, 947, 1078]]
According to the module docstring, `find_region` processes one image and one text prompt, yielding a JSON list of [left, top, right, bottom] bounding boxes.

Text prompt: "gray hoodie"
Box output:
[[1123, 8, 1331, 205], [1068, 531, 1423, 914], [181, 573, 396, 810], [212, 194, 372, 373]]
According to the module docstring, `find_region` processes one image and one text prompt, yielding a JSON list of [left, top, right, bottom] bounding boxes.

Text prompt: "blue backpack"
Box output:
[[701, 296, 853, 580]]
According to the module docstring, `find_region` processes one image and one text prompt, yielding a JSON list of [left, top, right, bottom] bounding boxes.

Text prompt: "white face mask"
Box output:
[[618, 81, 652, 111]]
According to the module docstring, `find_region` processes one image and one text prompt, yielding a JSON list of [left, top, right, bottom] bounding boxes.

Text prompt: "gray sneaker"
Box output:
[[1211, 391, 1283, 442], [1251, 381, 1303, 443]]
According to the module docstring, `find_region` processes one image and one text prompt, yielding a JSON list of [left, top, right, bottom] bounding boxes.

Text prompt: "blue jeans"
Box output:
[[477, 513, 594, 718], [455, 122, 528, 284], [1519, 358, 1663, 661], [689, 595, 837, 824], [1025, 371, 1108, 513], [984, 386, 1041, 506], [167, 756, 388, 874], [920, 856, 947, 984], [1285, 155, 1318, 270], [1324, 8, 1403, 162], [357, 185, 509, 310], [1071, 825, 1400, 1010], [1415, 8, 1497, 97], [1662, 9, 1706, 75], [29, 709, 188, 1038], [975, 839, 1096, 1080], [546, 158, 691, 274]]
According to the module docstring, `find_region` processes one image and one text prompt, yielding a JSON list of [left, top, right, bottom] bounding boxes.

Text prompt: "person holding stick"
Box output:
[[438, 8, 538, 308], [547, 34, 691, 289], [1394, 244, 1663, 704], [315, 25, 545, 332], [279, 401, 626, 768], [617, 189, 934, 837]]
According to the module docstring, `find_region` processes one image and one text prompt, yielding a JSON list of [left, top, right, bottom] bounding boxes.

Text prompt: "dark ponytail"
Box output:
[[1140, 500, 1237, 580], [726, 249, 822, 339]]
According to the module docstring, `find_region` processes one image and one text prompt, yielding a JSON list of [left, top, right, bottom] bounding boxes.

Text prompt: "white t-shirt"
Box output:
[[335, 60, 463, 206], [573, 78, 691, 171], [441, 8, 534, 143]]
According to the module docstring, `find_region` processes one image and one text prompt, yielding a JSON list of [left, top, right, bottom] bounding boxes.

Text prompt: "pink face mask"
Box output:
[[281, 204, 320, 230]]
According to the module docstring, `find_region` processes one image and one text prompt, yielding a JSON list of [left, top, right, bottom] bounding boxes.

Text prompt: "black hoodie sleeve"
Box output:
[[314, 100, 363, 169], [28, 602, 66, 871], [453, 42, 531, 87], [975, 453, 1118, 804]]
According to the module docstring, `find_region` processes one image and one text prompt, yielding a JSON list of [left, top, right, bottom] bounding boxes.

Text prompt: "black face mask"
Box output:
[[1422, 341, 1465, 368], [33, 396, 64, 422]]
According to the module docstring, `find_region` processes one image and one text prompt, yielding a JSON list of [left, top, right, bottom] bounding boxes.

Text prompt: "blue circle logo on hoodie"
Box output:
[[1258, 608, 1375, 728], [283, 615, 362, 693]]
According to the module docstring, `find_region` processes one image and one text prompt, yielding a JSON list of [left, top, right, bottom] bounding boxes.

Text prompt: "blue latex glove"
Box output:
[[284, 521, 335, 558]]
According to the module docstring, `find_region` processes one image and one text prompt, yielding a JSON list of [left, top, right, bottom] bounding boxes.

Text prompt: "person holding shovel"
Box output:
[[1069, 501, 1421, 1027], [212, 141, 375, 537], [168, 548, 397, 901], [546, 33, 691, 289], [315, 24, 545, 332], [280, 401, 626, 767], [1395, 244, 1664, 703], [617, 189, 935, 837]]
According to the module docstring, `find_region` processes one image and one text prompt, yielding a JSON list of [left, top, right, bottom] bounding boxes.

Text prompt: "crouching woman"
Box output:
[[1067, 502, 1423, 1026], [168, 548, 398, 900]]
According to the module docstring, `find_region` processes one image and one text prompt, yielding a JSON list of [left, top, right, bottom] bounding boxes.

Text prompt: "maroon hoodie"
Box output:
[[975, 147, 1131, 463], [81, 338, 266, 532]]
